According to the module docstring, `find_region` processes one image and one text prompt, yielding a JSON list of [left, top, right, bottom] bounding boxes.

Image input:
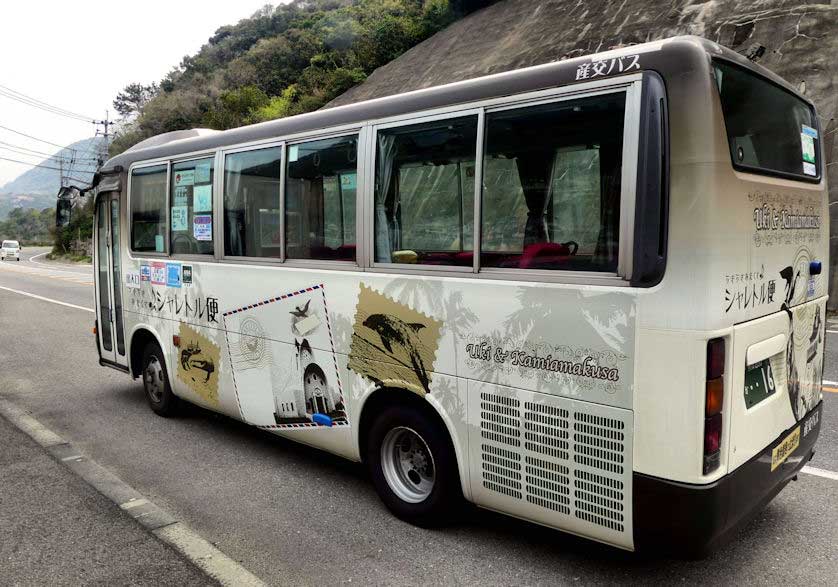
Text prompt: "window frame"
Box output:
[[712, 57, 822, 184], [125, 73, 646, 287], [368, 107, 483, 275], [365, 78, 643, 284], [219, 140, 286, 264], [283, 129, 363, 268], [127, 160, 171, 257], [168, 153, 219, 260]]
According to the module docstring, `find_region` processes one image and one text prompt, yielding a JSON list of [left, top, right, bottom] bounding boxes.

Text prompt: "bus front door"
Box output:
[[94, 192, 127, 368]]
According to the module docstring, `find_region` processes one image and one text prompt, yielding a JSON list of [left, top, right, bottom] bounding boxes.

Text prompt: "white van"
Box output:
[[1, 240, 21, 261]]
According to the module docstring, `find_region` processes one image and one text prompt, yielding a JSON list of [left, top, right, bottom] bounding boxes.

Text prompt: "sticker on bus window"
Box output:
[[171, 206, 188, 231], [193, 185, 212, 212], [289, 145, 299, 162], [340, 172, 357, 190], [803, 162, 816, 176], [195, 162, 211, 184], [193, 215, 212, 241], [802, 125, 818, 139], [173, 186, 188, 207], [155, 235, 165, 253], [801, 133, 816, 164], [174, 169, 194, 186]]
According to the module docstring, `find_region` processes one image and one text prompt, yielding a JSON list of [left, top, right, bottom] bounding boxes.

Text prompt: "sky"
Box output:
[[0, 0, 283, 187]]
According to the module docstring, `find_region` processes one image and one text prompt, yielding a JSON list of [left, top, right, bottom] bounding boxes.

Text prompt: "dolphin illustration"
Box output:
[[363, 314, 430, 392]]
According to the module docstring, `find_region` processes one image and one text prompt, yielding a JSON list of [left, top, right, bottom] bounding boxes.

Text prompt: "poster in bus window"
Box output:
[[171, 206, 188, 232], [222, 284, 346, 429], [193, 215, 212, 241], [174, 169, 194, 186], [195, 162, 211, 184], [193, 184, 212, 212]]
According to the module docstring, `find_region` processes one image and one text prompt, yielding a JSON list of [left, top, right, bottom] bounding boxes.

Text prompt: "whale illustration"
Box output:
[[362, 314, 431, 393]]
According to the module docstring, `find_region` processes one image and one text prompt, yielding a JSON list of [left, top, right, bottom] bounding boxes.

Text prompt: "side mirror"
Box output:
[[56, 198, 73, 228]]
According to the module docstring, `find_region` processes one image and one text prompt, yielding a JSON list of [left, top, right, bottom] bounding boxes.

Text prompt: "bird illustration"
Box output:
[[290, 299, 311, 318], [362, 314, 431, 393]]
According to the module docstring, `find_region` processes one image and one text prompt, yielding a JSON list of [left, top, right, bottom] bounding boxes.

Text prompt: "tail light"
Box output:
[[704, 338, 725, 474]]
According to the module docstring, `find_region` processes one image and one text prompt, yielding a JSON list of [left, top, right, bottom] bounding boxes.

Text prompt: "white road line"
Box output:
[[26, 250, 92, 275], [0, 284, 93, 313], [826, 330, 838, 335], [28, 251, 50, 265], [801, 466, 838, 482], [823, 379, 838, 386]]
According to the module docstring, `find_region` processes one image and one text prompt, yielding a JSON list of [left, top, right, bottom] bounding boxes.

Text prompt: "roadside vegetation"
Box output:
[[0, 207, 54, 246], [110, 0, 497, 155]]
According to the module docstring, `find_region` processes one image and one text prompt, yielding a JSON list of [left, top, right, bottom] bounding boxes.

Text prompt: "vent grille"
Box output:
[[572, 412, 625, 474], [480, 393, 521, 447], [476, 390, 630, 542], [523, 401, 569, 460], [481, 443, 522, 499]]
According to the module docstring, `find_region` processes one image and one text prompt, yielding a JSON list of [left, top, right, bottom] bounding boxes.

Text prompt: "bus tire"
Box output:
[[141, 341, 180, 417], [366, 404, 461, 527]]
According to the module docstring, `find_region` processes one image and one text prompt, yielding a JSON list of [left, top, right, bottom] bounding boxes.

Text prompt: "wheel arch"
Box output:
[[355, 384, 472, 502], [128, 324, 167, 379]]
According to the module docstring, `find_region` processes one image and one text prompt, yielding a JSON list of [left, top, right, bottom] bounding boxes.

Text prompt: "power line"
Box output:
[[0, 84, 96, 123], [0, 123, 76, 151], [0, 155, 68, 172], [0, 145, 97, 164]]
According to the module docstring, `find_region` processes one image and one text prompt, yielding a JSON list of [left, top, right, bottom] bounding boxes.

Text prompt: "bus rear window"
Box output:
[[713, 61, 820, 181]]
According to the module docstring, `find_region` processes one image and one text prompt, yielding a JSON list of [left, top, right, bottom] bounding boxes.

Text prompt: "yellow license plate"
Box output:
[[771, 426, 801, 471]]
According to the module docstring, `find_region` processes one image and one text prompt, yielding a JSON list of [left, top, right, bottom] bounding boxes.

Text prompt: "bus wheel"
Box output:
[[141, 342, 179, 417], [366, 404, 461, 526]]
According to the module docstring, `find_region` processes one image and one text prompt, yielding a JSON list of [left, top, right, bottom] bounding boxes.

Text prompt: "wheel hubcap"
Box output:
[[381, 427, 435, 503], [144, 355, 164, 403]]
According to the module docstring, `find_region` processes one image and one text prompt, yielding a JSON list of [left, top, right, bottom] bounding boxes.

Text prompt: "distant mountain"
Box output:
[[0, 136, 105, 218]]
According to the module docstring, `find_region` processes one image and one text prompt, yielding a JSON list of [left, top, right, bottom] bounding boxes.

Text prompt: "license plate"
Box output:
[[744, 358, 776, 409], [771, 426, 800, 471]]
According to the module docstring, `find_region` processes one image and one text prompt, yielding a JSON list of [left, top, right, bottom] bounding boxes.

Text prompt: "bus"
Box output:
[[90, 36, 827, 555]]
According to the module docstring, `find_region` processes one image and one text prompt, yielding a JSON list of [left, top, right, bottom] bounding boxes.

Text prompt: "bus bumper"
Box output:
[[633, 401, 822, 557]]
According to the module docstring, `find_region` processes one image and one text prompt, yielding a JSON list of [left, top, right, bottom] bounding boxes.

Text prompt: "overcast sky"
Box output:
[[0, 1, 281, 186]]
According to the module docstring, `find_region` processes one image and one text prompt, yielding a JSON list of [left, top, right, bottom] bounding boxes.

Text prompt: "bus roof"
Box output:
[[101, 35, 810, 175]]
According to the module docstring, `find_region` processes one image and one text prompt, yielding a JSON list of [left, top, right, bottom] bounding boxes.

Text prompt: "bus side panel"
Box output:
[[467, 380, 634, 550]]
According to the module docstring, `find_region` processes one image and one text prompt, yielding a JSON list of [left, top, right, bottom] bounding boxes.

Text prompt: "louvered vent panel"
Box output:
[[481, 444, 522, 499], [474, 386, 632, 546], [523, 402, 570, 460], [524, 455, 570, 514], [480, 392, 521, 447], [572, 412, 626, 532]]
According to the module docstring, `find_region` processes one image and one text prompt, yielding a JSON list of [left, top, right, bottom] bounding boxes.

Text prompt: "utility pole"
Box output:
[[93, 109, 112, 167]]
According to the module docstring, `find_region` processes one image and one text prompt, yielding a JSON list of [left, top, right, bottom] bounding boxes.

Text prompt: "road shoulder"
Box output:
[[0, 398, 264, 586]]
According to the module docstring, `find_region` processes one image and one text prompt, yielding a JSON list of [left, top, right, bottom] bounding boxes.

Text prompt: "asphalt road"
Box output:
[[1, 248, 838, 585]]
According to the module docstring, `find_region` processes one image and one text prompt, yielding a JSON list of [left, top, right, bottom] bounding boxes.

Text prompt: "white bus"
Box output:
[[91, 36, 827, 554]]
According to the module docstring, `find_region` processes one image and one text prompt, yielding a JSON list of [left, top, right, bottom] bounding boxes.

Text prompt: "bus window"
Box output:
[[224, 146, 282, 258], [714, 60, 820, 180], [130, 164, 168, 253], [171, 157, 215, 255], [285, 135, 358, 261], [481, 93, 626, 272], [375, 116, 477, 266]]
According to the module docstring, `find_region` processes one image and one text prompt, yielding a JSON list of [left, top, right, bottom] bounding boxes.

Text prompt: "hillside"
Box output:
[[0, 136, 105, 218], [110, 0, 494, 155]]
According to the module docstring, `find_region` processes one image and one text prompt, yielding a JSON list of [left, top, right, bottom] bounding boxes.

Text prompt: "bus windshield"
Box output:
[[714, 60, 820, 181]]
